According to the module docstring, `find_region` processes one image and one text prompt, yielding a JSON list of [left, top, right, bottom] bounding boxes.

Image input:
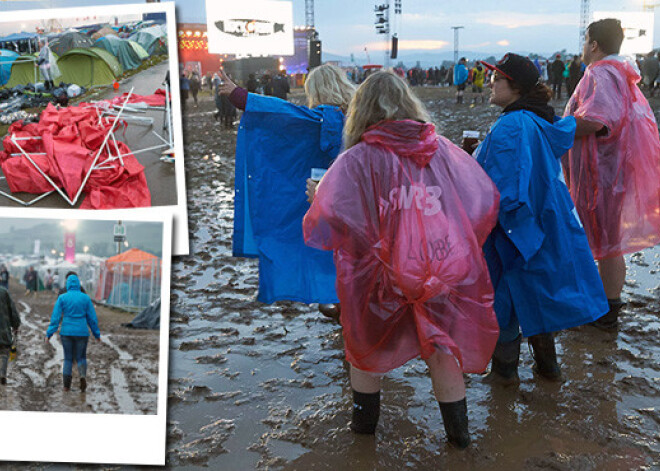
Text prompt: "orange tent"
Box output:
[[105, 248, 160, 277]]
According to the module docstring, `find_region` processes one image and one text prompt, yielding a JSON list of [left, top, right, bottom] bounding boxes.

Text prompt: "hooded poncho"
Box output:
[[475, 110, 608, 337], [232, 93, 342, 304], [303, 120, 500, 374], [563, 58, 660, 260]]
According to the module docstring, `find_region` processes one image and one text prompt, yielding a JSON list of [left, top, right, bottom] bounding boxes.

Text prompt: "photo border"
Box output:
[[0, 206, 171, 466], [0, 2, 189, 256]]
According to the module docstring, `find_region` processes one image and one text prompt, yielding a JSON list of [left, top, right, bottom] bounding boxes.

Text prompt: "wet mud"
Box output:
[[0, 282, 159, 415], [164, 88, 660, 470]]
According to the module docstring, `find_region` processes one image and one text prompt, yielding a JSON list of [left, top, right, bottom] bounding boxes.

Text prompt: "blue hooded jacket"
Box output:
[[46, 274, 100, 338], [453, 63, 468, 86], [233, 93, 341, 304], [474, 110, 608, 336]]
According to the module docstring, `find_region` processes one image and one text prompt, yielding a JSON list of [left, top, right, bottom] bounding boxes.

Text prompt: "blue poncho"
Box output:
[[233, 93, 341, 304], [453, 64, 468, 86], [474, 110, 608, 336]]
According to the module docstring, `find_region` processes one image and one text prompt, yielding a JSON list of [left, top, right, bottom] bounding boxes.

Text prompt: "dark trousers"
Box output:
[[61, 335, 88, 377]]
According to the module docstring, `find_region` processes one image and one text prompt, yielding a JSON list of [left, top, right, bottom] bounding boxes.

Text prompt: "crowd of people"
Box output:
[[225, 18, 660, 450]]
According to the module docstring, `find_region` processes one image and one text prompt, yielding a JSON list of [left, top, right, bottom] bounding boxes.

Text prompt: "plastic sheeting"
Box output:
[[233, 93, 341, 304], [303, 120, 500, 374], [123, 299, 160, 329], [108, 88, 167, 107], [0, 102, 151, 208], [475, 110, 608, 337], [563, 58, 660, 260]]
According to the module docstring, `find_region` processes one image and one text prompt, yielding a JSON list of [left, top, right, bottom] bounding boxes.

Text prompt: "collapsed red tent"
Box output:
[[108, 88, 168, 107], [0, 103, 151, 208]]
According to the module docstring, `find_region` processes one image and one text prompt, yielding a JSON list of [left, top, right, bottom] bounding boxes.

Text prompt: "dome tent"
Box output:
[[129, 25, 167, 55], [50, 31, 93, 56], [57, 47, 122, 88], [91, 25, 118, 42], [127, 40, 149, 61], [0, 49, 19, 86], [95, 36, 141, 71], [3, 51, 61, 88]]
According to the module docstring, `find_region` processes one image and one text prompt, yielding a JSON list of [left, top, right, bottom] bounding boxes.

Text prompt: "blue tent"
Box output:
[[0, 49, 19, 86]]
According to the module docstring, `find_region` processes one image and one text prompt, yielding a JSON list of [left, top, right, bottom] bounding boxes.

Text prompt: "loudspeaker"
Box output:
[[309, 40, 322, 69], [391, 36, 398, 59]]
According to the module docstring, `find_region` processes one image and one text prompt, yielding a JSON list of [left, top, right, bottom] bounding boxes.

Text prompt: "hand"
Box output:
[[95, 337, 101, 342], [217, 69, 237, 96], [461, 137, 480, 155], [45, 337, 50, 344], [306, 178, 318, 204]]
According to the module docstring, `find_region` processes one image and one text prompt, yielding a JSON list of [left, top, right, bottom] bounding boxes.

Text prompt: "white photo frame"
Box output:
[[0, 207, 171, 466], [0, 2, 189, 255]]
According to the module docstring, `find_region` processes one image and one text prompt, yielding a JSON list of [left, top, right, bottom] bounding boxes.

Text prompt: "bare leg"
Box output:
[[350, 364, 381, 393], [425, 350, 465, 402], [598, 255, 626, 299]]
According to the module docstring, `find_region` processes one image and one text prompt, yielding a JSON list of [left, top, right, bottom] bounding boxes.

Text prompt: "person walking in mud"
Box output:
[[24, 266, 37, 296], [474, 53, 608, 384], [218, 64, 354, 316], [0, 285, 20, 385], [550, 54, 565, 99], [190, 71, 201, 108], [304, 71, 501, 448], [563, 19, 660, 330], [454, 57, 469, 104], [180, 72, 190, 114], [46, 273, 100, 392]]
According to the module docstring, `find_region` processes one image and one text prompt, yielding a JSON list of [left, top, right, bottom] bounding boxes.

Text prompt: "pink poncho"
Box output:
[[563, 59, 660, 260], [303, 120, 500, 374]]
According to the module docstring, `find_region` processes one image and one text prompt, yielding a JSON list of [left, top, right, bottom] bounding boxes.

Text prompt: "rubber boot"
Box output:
[[318, 303, 340, 321], [485, 334, 521, 385], [439, 398, 470, 449], [63, 374, 72, 392], [80, 377, 87, 393], [589, 298, 623, 331], [528, 333, 562, 381], [350, 390, 380, 434]]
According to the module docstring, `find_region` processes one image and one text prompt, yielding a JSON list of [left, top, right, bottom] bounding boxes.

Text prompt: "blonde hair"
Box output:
[[343, 71, 431, 149], [304, 64, 355, 113]]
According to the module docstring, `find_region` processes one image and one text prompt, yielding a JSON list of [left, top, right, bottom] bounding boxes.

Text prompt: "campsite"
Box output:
[[0, 218, 162, 415], [0, 14, 178, 209]]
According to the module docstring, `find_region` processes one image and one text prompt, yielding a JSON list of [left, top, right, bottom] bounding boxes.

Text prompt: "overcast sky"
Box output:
[[0, 0, 657, 56]]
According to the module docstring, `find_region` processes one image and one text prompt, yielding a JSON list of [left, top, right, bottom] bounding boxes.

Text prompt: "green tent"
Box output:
[[58, 47, 123, 88], [3, 52, 61, 88], [129, 26, 167, 55], [128, 40, 149, 61], [95, 36, 141, 71]]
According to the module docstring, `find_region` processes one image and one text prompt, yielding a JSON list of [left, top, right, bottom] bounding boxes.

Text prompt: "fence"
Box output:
[[95, 259, 161, 311]]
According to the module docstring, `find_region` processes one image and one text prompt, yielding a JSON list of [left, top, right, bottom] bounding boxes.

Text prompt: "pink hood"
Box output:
[[361, 120, 439, 167]]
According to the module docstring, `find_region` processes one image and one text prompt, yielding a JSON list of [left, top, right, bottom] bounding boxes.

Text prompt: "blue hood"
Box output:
[[66, 274, 81, 292]]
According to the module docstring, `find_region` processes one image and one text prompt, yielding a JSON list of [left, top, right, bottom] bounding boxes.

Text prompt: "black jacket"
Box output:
[[0, 288, 19, 347]]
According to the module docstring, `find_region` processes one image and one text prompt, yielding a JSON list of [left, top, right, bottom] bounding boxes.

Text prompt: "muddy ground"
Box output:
[[0, 279, 159, 415], [163, 87, 660, 470], [3, 85, 660, 470]]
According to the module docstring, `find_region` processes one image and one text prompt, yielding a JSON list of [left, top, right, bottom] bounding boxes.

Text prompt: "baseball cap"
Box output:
[[480, 53, 540, 93]]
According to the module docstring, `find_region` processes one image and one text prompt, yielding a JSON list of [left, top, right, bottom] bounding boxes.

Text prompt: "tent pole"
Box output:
[[72, 87, 134, 206]]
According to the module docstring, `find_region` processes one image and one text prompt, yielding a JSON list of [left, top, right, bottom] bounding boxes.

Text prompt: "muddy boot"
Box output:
[[63, 374, 72, 392], [589, 298, 623, 331], [485, 334, 521, 385], [350, 390, 380, 434], [80, 377, 87, 393], [439, 397, 470, 449], [529, 333, 562, 381]]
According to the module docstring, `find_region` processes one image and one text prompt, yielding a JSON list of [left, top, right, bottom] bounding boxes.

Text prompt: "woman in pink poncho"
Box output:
[[303, 72, 500, 448], [564, 18, 660, 330]]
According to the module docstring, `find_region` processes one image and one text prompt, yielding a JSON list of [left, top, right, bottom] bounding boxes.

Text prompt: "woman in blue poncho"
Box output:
[[473, 54, 608, 383], [46, 273, 100, 392], [218, 65, 355, 310]]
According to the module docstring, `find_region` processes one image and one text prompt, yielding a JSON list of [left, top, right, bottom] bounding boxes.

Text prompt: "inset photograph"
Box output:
[[0, 2, 188, 254], [0, 209, 171, 465]]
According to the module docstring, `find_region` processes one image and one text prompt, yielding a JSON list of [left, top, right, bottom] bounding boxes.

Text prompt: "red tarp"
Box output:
[[0, 102, 151, 208], [108, 88, 168, 107]]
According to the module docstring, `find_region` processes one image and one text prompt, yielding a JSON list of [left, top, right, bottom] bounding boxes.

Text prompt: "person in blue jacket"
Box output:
[[217, 65, 355, 309], [453, 57, 469, 104], [474, 54, 608, 383], [46, 273, 100, 392]]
